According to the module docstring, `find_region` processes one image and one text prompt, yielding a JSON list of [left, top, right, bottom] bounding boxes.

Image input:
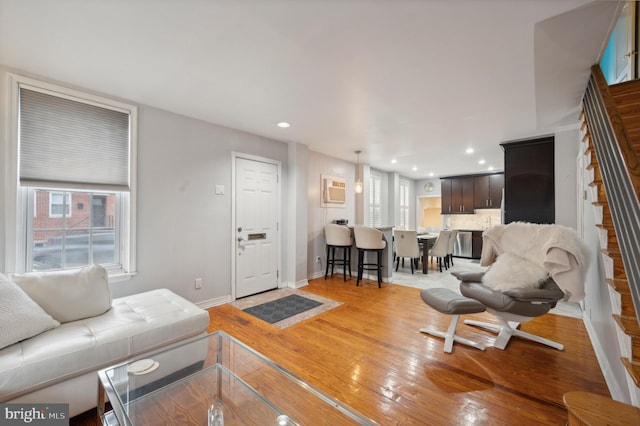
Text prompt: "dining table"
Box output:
[[417, 233, 439, 274]]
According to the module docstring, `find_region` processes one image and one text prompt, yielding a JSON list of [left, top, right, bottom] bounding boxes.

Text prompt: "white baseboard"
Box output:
[[310, 271, 324, 280], [583, 315, 629, 403], [196, 295, 232, 310], [282, 279, 309, 289]]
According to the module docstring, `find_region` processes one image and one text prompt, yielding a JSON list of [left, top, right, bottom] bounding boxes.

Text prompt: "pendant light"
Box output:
[[354, 150, 363, 194]]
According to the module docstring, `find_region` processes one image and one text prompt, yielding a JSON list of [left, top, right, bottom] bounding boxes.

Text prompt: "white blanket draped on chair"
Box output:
[[480, 222, 590, 302]]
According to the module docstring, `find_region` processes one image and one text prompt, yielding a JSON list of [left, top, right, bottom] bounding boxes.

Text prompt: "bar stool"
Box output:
[[324, 224, 353, 281], [353, 225, 386, 288]]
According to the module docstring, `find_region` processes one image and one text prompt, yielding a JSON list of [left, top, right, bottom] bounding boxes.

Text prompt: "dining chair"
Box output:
[[393, 229, 421, 274], [446, 229, 458, 267], [353, 225, 386, 287], [324, 224, 353, 281], [429, 230, 450, 272]]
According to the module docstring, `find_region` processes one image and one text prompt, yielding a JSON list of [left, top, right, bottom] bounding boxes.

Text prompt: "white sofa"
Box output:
[[0, 265, 210, 417]]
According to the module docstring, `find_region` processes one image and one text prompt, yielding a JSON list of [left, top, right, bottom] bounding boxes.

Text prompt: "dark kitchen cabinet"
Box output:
[[453, 177, 474, 213], [474, 173, 504, 209], [501, 136, 554, 224], [441, 176, 473, 214], [441, 178, 453, 213]]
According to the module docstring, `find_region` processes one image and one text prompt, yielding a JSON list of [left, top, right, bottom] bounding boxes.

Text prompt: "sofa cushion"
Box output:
[[0, 288, 209, 402], [10, 265, 111, 323], [0, 275, 60, 350]]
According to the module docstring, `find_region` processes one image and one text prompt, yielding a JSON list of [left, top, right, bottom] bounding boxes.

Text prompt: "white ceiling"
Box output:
[[0, 0, 621, 179]]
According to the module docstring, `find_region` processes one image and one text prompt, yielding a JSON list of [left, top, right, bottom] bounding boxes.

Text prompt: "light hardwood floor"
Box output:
[[72, 275, 608, 425], [208, 277, 608, 425]]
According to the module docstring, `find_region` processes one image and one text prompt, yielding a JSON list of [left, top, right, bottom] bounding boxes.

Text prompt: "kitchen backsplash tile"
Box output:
[[443, 209, 501, 230]]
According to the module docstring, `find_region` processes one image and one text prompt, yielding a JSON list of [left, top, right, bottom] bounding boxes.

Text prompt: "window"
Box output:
[[49, 192, 71, 218], [369, 170, 382, 227], [8, 74, 137, 277], [399, 179, 410, 229]]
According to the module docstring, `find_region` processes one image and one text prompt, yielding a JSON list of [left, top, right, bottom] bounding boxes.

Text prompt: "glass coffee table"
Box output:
[[98, 331, 377, 425]]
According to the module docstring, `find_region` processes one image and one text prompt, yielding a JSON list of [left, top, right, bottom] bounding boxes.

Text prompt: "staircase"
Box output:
[[581, 66, 640, 388]]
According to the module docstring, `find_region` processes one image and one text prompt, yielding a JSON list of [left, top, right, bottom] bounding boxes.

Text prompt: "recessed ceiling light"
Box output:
[[412, 166, 418, 171], [391, 158, 397, 164], [466, 148, 474, 154], [429, 172, 434, 177], [478, 159, 486, 165], [488, 166, 494, 171], [277, 122, 290, 128]]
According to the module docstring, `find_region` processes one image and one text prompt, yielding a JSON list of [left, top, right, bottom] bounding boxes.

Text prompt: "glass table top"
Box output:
[[98, 331, 377, 425]]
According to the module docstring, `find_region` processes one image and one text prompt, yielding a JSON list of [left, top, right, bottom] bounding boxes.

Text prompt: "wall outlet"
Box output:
[[195, 277, 203, 289], [315, 256, 321, 263]]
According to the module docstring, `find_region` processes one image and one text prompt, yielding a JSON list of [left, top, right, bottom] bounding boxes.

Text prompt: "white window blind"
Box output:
[[19, 87, 130, 191], [369, 171, 382, 227], [400, 179, 410, 229]]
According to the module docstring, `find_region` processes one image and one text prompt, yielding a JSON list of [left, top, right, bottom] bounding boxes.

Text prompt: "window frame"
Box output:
[[6, 73, 137, 280]]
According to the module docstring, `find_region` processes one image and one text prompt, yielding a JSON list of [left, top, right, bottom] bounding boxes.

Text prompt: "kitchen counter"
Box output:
[[346, 225, 394, 283]]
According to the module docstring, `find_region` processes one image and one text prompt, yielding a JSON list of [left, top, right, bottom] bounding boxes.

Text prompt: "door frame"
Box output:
[[230, 152, 282, 301]]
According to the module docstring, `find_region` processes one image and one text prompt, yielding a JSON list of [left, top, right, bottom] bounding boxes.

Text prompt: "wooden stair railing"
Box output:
[[582, 65, 640, 386]]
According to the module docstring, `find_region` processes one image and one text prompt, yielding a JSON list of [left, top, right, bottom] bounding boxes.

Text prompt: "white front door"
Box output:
[[235, 157, 279, 298]]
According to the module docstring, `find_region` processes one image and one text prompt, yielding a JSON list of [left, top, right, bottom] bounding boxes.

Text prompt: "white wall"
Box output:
[[287, 143, 309, 287], [0, 66, 294, 306], [130, 105, 290, 303], [307, 150, 357, 279], [555, 127, 580, 228], [415, 178, 442, 197]]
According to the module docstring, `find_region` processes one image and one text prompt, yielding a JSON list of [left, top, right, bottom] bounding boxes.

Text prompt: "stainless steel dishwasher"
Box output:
[[453, 231, 473, 258]]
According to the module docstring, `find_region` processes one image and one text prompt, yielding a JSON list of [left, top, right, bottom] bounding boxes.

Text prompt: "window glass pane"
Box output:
[[32, 189, 117, 270]]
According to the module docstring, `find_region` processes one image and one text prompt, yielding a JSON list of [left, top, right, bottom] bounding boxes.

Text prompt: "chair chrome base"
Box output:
[[463, 316, 564, 351], [420, 314, 486, 353]]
